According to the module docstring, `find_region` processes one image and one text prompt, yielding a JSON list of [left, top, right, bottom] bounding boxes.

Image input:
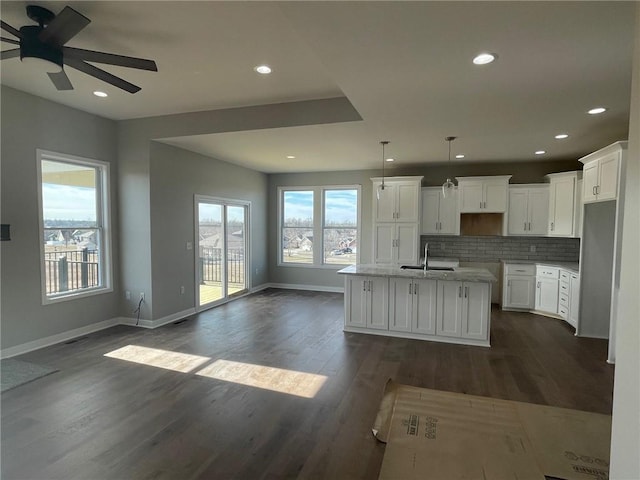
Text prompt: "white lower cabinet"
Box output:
[[535, 266, 560, 314], [568, 273, 580, 328], [344, 275, 388, 330], [436, 280, 490, 342], [502, 264, 536, 310], [389, 278, 437, 334]]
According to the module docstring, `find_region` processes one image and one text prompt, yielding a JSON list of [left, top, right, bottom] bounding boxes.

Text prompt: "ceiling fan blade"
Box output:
[[1, 21, 22, 39], [64, 57, 141, 93], [1, 49, 20, 60], [63, 47, 158, 71], [48, 70, 73, 91], [1, 37, 20, 45], [38, 6, 90, 47]]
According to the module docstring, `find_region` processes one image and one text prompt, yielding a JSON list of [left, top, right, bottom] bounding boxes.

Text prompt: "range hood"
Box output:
[[460, 213, 504, 236]]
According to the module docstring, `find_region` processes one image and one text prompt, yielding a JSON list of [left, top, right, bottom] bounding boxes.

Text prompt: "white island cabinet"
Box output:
[[340, 265, 495, 347], [344, 275, 388, 330], [389, 277, 437, 334]]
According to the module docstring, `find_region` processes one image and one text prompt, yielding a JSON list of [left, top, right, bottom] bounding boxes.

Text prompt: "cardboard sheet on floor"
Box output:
[[372, 381, 611, 480]]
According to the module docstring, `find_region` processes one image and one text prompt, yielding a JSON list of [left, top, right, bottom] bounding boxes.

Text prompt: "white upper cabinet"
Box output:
[[372, 177, 422, 223], [421, 187, 459, 235], [580, 142, 626, 204], [546, 171, 582, 237], [456, 176, 512, 213], [507, 185, 549, 236]]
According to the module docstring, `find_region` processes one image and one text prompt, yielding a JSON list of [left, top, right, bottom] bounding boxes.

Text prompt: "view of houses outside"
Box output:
[[281, 189, 358, 265], [41, 160, 102, 296], [198, 202, 246, 305]]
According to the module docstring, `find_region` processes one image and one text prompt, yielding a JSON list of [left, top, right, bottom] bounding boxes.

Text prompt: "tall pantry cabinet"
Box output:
[[371, 176, 423, 265]]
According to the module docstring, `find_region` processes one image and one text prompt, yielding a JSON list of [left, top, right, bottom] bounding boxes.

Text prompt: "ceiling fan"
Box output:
[[0, 5, 157, 93]]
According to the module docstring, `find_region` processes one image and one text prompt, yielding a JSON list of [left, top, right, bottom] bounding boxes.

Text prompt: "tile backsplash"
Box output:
[[421, 235, 580, 263]]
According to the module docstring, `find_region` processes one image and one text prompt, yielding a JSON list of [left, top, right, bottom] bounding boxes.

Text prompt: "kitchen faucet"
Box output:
[[423, 242, 429, 272]]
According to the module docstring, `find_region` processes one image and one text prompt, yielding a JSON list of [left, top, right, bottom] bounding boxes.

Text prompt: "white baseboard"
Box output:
[[266, 282, 344, 293], [0, 317, 120, 359], [0, 286, 343, 358]]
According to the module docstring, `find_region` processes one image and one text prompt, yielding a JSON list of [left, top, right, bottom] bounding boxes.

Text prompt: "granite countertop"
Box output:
[[337, 264, 497, 283], [501, 260, 579, 273]]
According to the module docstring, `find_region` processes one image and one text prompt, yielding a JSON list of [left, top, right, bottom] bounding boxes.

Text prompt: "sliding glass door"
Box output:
[[196, 196, 249, 310]]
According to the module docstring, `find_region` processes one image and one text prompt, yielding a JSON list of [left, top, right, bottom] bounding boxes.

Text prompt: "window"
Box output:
[[37, 150, 111, 303], [279, 186, 360, 267]]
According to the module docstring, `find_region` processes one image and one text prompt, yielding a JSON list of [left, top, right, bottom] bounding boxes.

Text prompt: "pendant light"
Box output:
[[442, 136, 457, 199], [377, 140, 390, 200]]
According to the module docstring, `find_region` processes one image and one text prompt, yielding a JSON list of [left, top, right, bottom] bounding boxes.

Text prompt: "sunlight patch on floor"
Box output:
[[104, 345, 210, 373], [195, 359, 327, 398], [104, 346, 326, 398]]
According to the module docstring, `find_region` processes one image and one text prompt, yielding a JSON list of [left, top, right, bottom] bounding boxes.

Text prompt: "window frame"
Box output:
[[36, 149, 113, 304], [277, 185, 361, 269]]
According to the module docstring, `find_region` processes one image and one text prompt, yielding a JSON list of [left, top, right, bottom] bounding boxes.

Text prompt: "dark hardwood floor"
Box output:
[[1, 289, 614, 479]]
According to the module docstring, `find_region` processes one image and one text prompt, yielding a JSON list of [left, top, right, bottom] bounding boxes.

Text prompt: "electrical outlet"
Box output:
[[180, 286, 185, 295], [186, 241, 193, 250], [140, 292, 145, 301], [125, 290, 131, 300], [255, 268, 259, 275]]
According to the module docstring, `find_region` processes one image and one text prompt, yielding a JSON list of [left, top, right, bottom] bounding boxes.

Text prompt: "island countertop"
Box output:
[[337, 264, 497, 283]]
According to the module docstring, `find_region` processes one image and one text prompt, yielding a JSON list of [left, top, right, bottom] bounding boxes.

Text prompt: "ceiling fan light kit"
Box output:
[[1, 4, 157, 94]]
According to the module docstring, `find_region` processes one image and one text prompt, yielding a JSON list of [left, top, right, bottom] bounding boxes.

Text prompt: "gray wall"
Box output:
[[0, 86, 120, 349], [149, 142, 268, 319], [269, 161, 583, 289]]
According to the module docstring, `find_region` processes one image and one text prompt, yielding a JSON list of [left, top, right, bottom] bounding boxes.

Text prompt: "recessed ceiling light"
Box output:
[[472, 53, 496, 65], [254, 65, 272, 75], [555, 134, 569, 139], [286, 155, 295, 159], [588, 107, 607, 115], [455, 154, 465, 159], [93, 91, 108, 97], [535, 150, 546, 155], [385, 158, 395, 162]]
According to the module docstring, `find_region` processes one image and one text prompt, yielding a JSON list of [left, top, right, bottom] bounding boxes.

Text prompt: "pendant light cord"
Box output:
[[380, 141, 389, 190]]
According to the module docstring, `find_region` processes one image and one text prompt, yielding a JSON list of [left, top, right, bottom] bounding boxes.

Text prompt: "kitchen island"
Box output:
[[338, 264, 497, 347]]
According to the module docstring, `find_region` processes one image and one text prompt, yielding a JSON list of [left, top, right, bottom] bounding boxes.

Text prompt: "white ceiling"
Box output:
[[1, 1, 636, 173]]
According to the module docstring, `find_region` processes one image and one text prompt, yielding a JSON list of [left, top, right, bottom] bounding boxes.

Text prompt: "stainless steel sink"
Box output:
[[400, 265, 455, 271]]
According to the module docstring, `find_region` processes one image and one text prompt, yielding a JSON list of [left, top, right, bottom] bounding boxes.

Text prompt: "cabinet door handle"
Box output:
[[593, 186, 597, 196], [524, 222, 527, 231], [550, 222, 554, 231], [363, 280, 367, 292], [596, 185, 600, 194], [537, 281, 541, 288], [458, 286, 462, 297], [368, 281, 372, 292], [528, 222, 531, 231], [414, 283, 418, 295], [480, 201, 482, 209], [409, 283, 412, 295], [484, 201, 487, 209]]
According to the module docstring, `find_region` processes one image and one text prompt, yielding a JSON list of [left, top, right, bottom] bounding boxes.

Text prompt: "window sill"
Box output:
[[43, 286, 113, 306]]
